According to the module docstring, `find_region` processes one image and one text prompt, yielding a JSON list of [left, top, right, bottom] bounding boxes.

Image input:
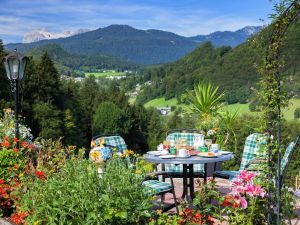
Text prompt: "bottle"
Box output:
[[170, 146, 176, 155]]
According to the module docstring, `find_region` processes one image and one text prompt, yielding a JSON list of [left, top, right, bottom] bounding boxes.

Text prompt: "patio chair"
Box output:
[[213, 133, 267, 180], [143, 172, 179, 214], [91, 134, 179, 213], [162, 130, 205, 179], [91, 134, 127, 153], [280, 136, 299, 189]]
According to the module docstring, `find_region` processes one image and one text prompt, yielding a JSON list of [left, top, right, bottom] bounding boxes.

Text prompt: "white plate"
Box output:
[[218, 151, 232, 155], [176, 155, 191, 158], [147, 151, 163, 156], [159, 155, 176, 159]]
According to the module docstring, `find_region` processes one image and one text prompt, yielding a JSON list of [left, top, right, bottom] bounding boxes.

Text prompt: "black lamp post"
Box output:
[[2, 49, 28, 146]]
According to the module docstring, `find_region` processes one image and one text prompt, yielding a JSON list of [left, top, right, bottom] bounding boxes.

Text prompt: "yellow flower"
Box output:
[[90, 150, 101, 161], [34, 221, 39, 225], [156, 209, 162, 215], [135, 170, 142, 174]]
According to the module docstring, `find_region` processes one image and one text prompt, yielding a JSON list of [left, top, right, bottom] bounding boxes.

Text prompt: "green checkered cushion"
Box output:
[[213, 170, 240, 180], [281, 141, 296, 172], [240, 133, 266, 170], [166, 132, 204, 174], [165, 164, 204, 173], [143, 180, 173, 194], [214, 133, 266, 180], [166, 132, 204, 146], [93, 136, 127, 153]]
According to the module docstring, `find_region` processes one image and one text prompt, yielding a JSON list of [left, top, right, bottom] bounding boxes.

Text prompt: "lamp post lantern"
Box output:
[[2, 49, 28, 146]]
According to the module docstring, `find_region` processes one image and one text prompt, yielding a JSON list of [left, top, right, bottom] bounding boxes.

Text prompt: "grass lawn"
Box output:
[[144, 97, 178, 108], [144, 97, 300, 120], [85, 70, 126, 78]]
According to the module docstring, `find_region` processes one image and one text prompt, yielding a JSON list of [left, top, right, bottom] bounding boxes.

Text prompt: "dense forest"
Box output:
[[136, 20, 300, 105], [27, 44, 139, 76]]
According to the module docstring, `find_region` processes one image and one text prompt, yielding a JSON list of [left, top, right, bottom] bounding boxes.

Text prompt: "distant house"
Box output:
[[157, 107, 171, 115]]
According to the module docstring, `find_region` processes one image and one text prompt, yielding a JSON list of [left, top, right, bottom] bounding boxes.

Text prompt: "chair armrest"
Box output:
[[245, 157, 267, 171], [143, 171, 175, 187]]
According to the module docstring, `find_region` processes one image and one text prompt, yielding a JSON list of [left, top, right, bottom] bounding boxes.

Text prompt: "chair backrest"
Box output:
[[166, 129, 200, 136], [91, 134, 127, 153], [280, 136, 299, 186], [166, 132, 204, 146], [239, 133, 267, 170]]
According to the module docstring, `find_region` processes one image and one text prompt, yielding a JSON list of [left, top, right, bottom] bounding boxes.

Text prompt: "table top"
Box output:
[[144, 153, 233, 164]]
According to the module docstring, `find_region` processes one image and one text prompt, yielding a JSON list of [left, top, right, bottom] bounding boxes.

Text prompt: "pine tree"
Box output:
[[35, 52, 61, 104], [0, 39, 12, 109]]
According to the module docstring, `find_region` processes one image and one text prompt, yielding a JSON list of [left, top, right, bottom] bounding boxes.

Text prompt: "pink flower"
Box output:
[[245, 184, 266, 198], [239, 196, 248, 209], [237, 170, 256, 183], [231, 185, 245, 196]]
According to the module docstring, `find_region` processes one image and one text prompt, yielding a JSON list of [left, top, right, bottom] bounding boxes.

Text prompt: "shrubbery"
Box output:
[[20, 157, 153, 224]]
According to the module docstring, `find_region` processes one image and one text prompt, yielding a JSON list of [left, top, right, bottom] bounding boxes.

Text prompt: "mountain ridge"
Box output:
[[6, 24, 262, 65]]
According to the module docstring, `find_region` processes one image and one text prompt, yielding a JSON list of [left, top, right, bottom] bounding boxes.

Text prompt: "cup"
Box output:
[[211, 144, 219, 153], [178, 148, 188, 157]]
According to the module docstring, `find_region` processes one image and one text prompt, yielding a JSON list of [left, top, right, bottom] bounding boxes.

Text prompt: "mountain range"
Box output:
[[6, 25, 262, 65], [136, 20, 300, 104], [23, 28, 91, 43]]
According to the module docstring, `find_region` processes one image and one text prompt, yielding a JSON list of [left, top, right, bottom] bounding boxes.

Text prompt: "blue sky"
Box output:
[[0, 0, 275, 44]]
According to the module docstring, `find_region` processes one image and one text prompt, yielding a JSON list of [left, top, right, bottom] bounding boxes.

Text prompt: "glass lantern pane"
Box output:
[[10, 59, 19, 79], [3, 61, 11, 80], [19, 58, 27, 80]]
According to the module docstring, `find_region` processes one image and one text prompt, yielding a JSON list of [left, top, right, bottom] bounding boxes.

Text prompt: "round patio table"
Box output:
[[144, 153, 233, 200]]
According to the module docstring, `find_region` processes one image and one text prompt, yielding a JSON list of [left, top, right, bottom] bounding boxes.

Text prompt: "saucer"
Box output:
[[159, 155, 176, 159], [176, 154, 191, 158]]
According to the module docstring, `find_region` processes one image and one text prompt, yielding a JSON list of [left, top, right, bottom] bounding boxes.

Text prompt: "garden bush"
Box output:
[[20, 157, 153, 224]]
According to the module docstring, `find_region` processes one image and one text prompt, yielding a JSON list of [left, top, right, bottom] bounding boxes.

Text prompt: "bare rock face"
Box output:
[[23, 28, 90, 43]]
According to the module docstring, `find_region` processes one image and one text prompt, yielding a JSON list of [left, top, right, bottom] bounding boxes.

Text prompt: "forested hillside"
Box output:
[[27, 44, 138, 73], [137, 20, 300, 104]]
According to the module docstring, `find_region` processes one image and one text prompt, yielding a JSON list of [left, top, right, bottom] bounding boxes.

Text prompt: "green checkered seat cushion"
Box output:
[[165, 132, 205, 174], [213, 171, 240, 180], [93, 136, 127, 153], [143, 180, 173, 194], [281, 141, 297, 172], [165, 164, 204, 173], [239, 133, 267, 171], [214, 133, 266, 179], [166, 132, 204, 146]]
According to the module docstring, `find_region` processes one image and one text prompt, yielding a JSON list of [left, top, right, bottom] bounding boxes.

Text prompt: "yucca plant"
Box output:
[[187, 82, 225, 119], [219, 110, 239, 151]]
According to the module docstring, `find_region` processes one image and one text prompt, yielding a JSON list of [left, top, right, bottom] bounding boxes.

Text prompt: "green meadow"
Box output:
[[85, 70, 126, 78], [144, 97, 300, 120]]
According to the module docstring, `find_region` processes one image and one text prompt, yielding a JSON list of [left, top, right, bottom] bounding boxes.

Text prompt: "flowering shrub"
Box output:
[[0, 179, 14, 216], [222, 170, 267, 224], [0, 136, 29, 181], [0, 109, 33, 142]]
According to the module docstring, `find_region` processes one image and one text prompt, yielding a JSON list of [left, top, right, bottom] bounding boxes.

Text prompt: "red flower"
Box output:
[[28, 144, 35, 150], [3, 136, 9, 141], [21, 141, 28, 148], [11, 211, 28, 225], [35, 170, 46, 180], [0, 179, 4, 184], [13, 147, 19, 153], [13, 138, 19, 143], [2, 141, 10, 148]]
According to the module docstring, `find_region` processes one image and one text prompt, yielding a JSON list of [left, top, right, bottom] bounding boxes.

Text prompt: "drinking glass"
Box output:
[[204, 139, 212, 151]]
